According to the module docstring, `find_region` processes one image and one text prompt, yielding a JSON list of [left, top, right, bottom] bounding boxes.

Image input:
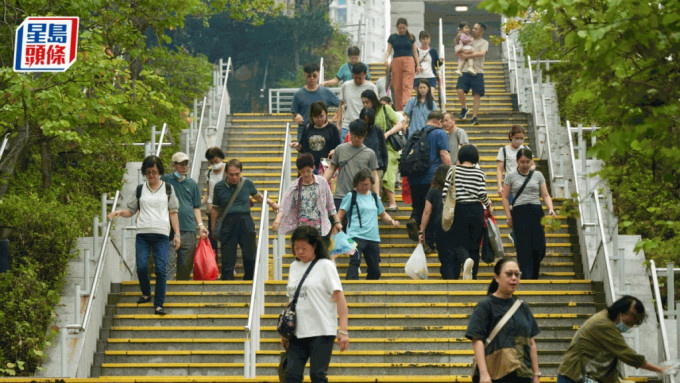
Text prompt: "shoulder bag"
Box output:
[[277, 258, 319, 339], [384, 107, 406, 151], [511, 170, 534, 208], [213, 178, 245, 238], [471, 299, 524, 379]]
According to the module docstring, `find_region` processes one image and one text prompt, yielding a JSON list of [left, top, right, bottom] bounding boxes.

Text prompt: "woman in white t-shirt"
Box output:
[[496, 125, 532, 200], [108, 155, 181, 315], [501, 148, 556, 279], [281, 225, 349, 383], [202, 146, 225, 251], [414, 30, 442, 88]]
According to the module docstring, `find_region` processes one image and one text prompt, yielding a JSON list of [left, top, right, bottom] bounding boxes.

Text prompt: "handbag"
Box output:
[[277, 258, 319, 339], [471, 299, 524, 379], [481, 209, 504, 263], [213, 178, 245, 238], [441, 166, 456, 231], [383, 108, 406, 151]]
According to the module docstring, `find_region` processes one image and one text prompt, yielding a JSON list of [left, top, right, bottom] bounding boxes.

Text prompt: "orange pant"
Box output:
[[391, 56, 415, 111]]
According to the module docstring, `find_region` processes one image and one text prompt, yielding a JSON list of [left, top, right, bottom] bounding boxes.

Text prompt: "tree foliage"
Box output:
[[482, 0, 680, 261]]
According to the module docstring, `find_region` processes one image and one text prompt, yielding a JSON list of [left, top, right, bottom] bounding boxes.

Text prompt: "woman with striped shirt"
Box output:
[[440, 145, 491, 280]]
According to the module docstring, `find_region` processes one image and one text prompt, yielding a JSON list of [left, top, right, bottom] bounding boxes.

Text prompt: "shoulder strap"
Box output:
[[382, 107, 391, 130], [502, 147, 507, 173], [485, 299, 523, 346], [296, 177, 303, 222], [165, 182, 172, 198], [372, 192, 379, 209], [512, 170, 534, 207], [347, 190, 358, 228], [136, 184, 143, 211], [339, 146, 367, 168], [216, 178, 245, 226], [290, 258, 319, 308]]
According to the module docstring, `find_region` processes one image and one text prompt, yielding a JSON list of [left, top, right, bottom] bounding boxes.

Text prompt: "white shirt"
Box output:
[[415, 47, 435, 79], [286, 258, 343, 338], [207, 169, 225, 204], [127, 182, 179, 236]]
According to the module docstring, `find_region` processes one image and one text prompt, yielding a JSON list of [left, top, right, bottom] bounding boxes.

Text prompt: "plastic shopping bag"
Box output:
[[405, 244, 428, 280], [193, 237, 219, 280], [329, 231, 357, 257], [486, 210, 505, 259], [401, 177, 412, 205]]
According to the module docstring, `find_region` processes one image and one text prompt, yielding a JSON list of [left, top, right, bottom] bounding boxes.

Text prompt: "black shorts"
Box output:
[[456, 72, 485, 97]]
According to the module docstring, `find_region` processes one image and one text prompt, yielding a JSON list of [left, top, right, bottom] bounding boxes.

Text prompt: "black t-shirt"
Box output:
[[388, 33, 415, 57], [300, 123, 341, 167], [465, 295, 540, 378]]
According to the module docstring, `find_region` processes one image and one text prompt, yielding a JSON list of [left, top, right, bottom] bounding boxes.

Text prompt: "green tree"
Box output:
[[481, 0, 680, 261]]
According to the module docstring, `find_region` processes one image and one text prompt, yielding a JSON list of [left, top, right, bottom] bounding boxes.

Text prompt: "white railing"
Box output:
[[269, 88, 341, 114], [438, 17, 446, 111], [320, 57, 325, 85], [190, 57, 232, 183], [273, 123, 292, 281], [649, 261, 677, 383], [0, 133, 9, 161], [244, 190, 270, 378], [155, 123, 167, 157], [60, 191, 119, 376]]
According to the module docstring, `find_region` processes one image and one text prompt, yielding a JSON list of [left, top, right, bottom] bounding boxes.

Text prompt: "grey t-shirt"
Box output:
[[340, 80, 378, 130], [504, 169, 546, 206], [331, 143, 378, 199], [448, 128, 469, 163]]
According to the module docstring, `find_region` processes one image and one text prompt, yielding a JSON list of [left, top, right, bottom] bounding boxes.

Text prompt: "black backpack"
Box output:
[[346, 190, 379, 228], [398, 126, 440, 177]]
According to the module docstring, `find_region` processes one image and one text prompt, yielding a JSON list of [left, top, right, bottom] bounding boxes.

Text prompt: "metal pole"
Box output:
[[83, 248, 91, 295], [74, 284, 81, 323], [101, 193, 108, 225], [150, 125, 156, 157], [668, 262, 675, 319], [60, 328, 67, 377], [93, 216, 100, 256]]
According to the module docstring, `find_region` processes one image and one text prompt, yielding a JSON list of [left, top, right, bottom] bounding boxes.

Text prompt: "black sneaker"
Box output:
[[471, 117, 479, 125], [406, 219, 419, 242], [459, 107, 469, 120]]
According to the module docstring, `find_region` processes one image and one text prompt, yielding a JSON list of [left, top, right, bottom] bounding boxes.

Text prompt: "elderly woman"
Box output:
[[501, 148, 556, 279], [202, 146, 226, 253], [282, 225, 349, 383], [273, 153, 342, 242], [466, 258, 541, 383], [336, 168, 399, 280], [441, 144, 491, 280], [108, 155, 181, 315], [557, 295, 667, 383]]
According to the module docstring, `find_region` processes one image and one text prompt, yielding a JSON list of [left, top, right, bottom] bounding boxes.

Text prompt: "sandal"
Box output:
[[136, 296, 151, 304]]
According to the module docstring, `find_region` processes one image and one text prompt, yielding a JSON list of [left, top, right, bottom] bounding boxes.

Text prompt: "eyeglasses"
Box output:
[[144, 170, 159, 176], [504, 271, 522, 278], [174, 161, 189, 167]]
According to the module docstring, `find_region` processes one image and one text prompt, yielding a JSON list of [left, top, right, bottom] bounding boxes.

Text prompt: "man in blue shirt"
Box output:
[[405, 111, 452, 240], [161, 152, 209, 280], [291, 62, 340, 141], [321, 46, 372, 87]]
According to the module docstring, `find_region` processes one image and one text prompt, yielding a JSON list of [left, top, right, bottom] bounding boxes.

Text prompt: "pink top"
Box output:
[[277, 174, 336, 235], [459, 32, 472, 46]]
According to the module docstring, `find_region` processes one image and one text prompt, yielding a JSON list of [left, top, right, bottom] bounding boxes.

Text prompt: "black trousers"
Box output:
[[436, 202, 484, 279], [473, 370, 531, 383], [511, 204, 546, 279], [409, 182, 431, 225], [346, 238, 381, 280], [218, 213, 256, 280], [286, 335, 336, 383]]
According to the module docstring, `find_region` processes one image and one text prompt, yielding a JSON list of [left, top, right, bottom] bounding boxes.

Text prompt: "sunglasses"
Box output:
[[504, 271, 522, 278]]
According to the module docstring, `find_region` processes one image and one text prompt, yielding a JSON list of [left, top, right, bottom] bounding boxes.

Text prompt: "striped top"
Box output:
[[442, 165, 490, 207]]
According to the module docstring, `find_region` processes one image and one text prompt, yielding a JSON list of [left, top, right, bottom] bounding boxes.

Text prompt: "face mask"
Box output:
[[616, 322, 630, 333], [173, 171, 183, 179], [212, 161, 224, 171], [512, 139, 524, 147]]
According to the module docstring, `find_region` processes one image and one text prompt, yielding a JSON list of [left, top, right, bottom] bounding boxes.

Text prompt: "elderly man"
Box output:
[[443, 112, 469, 164], [456, 23, 489, 126], [335, 62, 378, 142], [161, 152, 209, 280], [211, 159, 277, 280]]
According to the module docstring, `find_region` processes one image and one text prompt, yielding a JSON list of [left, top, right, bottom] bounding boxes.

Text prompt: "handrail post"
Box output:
[[438, 17, 446, 111], [319, 57, 324, 85], [93, 216, 99, 256], [74, 284, 81, 323], [60, 327, 67, 377], [668, 262, 675, 319], [83, 249, 91, 295]]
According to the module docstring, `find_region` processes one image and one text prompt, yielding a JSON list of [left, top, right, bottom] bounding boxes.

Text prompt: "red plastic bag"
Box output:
[[193, 237, 219, 280], [401, 176, 412, 205]]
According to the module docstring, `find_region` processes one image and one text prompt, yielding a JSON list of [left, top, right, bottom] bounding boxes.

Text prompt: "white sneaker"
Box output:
[[463, 258, 474, 280]]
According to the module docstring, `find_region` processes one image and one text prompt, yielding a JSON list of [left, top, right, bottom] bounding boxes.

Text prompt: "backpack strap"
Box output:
[[502, 146, 507, 173], [512, 170, 534, 207], [347, 190, 359, 228], [137, 182, 172, 211]]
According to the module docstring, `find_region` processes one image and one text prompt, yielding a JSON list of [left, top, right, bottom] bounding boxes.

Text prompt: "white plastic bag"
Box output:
[[487, 215, 505, 259], [405, 244, 428, 280]]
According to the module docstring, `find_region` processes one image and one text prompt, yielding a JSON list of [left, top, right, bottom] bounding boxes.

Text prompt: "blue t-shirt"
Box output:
[[407, 127, 450, 185], [335, 62, 371, 82], [340, 191, 385, 242], [388, 33, 416, 57], [291, 87, 340, 125], [160, 174, 201, 232], [212, 178, 258, 214]]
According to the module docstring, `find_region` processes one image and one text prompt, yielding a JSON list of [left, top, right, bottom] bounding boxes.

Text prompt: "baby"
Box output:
[[455, 22, 475, 76]]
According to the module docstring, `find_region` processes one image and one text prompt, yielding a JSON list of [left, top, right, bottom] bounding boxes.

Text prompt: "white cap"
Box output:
[[172, 152, 190, 163]]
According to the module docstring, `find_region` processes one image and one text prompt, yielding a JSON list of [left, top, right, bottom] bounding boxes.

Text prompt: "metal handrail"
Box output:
[[566, 121, 585, 223], [511, 43, 521, 109], [438, 17, 446, 111], [273, 123, 292, 280], [65, 190, 120, 332], [593, 188, 617, 303], [320, 57, 325, 85], [189, 96, 208, 181], [155, 123, 167, 157], [214, 57, 232, 139], [244, 190, 270, 378], [540, 95, 557, 192], [650, 260, 676, 383], [526, 55, 540, 136], [269, 87, 341, 114], [0, 133, 9, 161]]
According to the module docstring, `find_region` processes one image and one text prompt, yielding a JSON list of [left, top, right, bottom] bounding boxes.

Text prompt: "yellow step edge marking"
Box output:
[[105, 350, 243, 356], [114, 314, 248, 319], [108, 338, 246, 343], [111, 326, 244, 331]]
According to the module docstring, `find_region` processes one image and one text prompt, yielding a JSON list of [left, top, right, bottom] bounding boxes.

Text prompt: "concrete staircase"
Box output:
[[88, 60, 600, 382]]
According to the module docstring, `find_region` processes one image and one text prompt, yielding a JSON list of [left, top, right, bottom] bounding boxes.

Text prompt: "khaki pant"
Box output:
[[391, 56, 415, 111]]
